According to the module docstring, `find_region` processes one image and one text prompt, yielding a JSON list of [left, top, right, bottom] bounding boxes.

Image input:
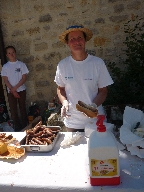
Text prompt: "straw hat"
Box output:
[[59, 25, 93, 43]]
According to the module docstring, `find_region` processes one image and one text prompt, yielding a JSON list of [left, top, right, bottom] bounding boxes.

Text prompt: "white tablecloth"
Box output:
[[0, 132, 144, 192]]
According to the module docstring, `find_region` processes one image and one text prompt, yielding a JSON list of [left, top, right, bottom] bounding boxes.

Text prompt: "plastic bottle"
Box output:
[[88, 115, 120, 186], [27, 102, 34, 124], [42, 109, 51, 125], [28, 115, 34, 124]]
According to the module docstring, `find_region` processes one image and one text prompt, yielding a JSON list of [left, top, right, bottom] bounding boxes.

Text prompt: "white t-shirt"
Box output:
[[1, 60, 29, 93], [54, 54, 114, 129]]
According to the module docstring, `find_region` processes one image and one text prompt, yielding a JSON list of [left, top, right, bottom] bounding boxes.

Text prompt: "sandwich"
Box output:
[[76, 100, 98, 118]]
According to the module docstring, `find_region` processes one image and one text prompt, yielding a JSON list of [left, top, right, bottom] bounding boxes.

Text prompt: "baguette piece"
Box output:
[[76, 100, 98, 118]]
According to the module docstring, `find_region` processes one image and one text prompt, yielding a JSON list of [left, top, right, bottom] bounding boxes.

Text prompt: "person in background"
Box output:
[[1, 46, 29, 131], [54, 25, 114, 132]]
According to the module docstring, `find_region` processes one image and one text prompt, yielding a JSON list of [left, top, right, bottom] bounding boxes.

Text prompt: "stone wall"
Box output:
[[0, 0, 143, 110]]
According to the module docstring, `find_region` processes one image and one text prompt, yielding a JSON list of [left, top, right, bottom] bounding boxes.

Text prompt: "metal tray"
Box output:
[[20, 126, 60, 152]]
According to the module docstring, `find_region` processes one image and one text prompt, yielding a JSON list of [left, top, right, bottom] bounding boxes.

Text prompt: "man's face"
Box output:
[[67, 31, 86, 53], [6, 48, 16, 62]]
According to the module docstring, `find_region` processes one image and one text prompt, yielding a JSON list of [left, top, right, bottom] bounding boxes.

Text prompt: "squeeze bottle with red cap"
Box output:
[[88, 115, 120, 186]]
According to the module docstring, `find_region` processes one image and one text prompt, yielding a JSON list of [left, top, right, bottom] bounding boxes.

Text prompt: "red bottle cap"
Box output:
[[96, 115, 106, 132]]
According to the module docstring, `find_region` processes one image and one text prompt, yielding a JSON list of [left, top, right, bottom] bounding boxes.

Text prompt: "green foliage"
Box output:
[[104, 16, 144, 105]]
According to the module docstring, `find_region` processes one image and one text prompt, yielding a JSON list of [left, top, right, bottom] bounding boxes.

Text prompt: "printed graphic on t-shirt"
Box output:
[[65, 76, 73, 80], [15, 68, 21, 72], [84, 78, 92, 80]]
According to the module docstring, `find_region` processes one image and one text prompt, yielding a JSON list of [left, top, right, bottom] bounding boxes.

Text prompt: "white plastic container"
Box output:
[[88, 115, 120, 186], [85, 119, 114, 137]]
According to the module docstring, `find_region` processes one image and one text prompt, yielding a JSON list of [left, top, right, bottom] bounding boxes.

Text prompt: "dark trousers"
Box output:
[[8, 90, 28, 131]]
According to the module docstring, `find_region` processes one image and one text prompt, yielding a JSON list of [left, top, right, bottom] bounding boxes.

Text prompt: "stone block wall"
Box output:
[[0, 0, 143, 110]]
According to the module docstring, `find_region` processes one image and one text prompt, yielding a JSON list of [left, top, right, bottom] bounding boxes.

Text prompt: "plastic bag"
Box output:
[[28, 103, 40, 118], [0, 100, 9, 123], [0, 121, 14, 132]]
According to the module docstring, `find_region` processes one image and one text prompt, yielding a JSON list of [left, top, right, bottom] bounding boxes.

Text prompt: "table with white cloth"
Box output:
[[0, 132, 144, 192]]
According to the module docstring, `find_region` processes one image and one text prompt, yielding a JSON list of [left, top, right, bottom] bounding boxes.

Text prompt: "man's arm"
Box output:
[[93, 87, 108, 107], [57, 86, 67, 104], [3, 76, 13, 90], [3, 76, 20, 98], [10, 74, 27, 93], [3, 74, 27, 92], [57, 86, 70, 117]]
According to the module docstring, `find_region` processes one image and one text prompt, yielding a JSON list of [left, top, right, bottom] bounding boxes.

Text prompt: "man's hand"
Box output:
[[89, 103, 97, 109], [13, 91, 20, 99], [61, 100, 69, 117], [10, 87, 17, 93]]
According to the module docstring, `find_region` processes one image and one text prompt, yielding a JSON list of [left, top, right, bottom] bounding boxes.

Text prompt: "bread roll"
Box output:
[[76, 100, 98, 118]]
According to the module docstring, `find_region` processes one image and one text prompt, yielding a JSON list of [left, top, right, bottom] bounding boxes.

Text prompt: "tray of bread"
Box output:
[[0, 133, 25, 159], [20, 121, 61, 152]]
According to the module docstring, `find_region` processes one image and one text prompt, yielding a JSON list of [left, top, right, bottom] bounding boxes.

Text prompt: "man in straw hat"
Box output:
[[54, 25, 113, 132]]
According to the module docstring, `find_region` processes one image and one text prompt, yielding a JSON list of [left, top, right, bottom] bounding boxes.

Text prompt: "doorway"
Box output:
[[0, 71, 5, 99], [0, 24, 11, 120]]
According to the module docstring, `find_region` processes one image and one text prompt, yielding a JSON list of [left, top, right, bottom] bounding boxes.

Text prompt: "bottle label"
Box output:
[[91, 159, 118, 176]]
